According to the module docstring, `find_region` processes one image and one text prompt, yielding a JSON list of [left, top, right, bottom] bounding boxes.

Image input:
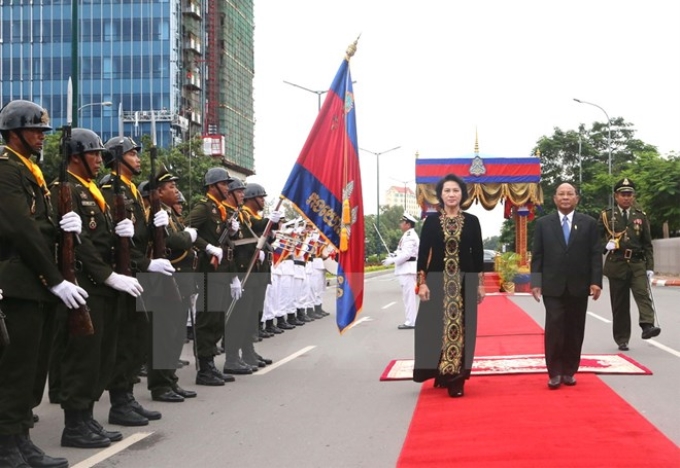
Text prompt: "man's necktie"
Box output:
[[622, 209, 628, 225], [562, 215, 570, 243]]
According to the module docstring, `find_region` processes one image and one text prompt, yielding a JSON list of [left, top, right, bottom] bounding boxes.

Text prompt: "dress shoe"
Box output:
[[447, 379, 465, 398], [152, 389, 185, 403], [562, 375, 577, 386], [547, 375, 562, 389], [15, 433, 69, 468], [172, 385, 197, 399], [238, 358, 259, 372], [641, 324, 661, 339], [618, 342, 629, 351], [196, 369, 225, 386], [397, 324, 415, 330]]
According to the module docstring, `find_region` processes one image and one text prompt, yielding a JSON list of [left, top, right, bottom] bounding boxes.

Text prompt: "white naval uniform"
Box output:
[[392, 228, 419, 326]]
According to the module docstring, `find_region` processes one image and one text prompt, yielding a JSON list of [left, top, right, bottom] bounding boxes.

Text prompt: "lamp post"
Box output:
[[573, 98, 612, 206], [283, 80, 328, 111], [359, 146, 401, 238], [77, 101, 113, 116]]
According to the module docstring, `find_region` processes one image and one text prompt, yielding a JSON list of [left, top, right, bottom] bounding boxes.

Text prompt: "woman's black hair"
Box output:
[[435, 173, 468, 209]]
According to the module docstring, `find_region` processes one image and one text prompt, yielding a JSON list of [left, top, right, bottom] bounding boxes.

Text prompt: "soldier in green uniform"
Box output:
[[50, 128, 144, 449], [184, 167, 239, 386], [598, 178, 660, 351], [145, 166, 199, 402], [100, 136, 170, 427], [0, 100, 85, 468]]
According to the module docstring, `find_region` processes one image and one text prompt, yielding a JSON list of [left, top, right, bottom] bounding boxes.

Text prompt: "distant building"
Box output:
[[0, 0, 255, 178], [384, 185, 420, 216]]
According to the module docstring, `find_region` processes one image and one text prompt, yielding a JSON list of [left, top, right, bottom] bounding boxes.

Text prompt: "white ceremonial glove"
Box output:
[[258, 250, 265, 263], [269, 210, 283, 223], [153, 209, 169, 228], [114, 218, 135, 238], [49, 280, 89, 309], [148, 258, 175, 276], [230, 219, 240, 233], [184, 227, 198, 243], [205, 244, 223, 264], [605, 241, 616, 251], [230, 276, 242, 300], [382, 257, 395, 266], [104, 272, 144, 297], [0, 288, 3, 300], [646, 270, 654, 280], [59, 211, 82, 234]]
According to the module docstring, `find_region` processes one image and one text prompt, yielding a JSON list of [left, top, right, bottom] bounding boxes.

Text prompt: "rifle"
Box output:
[[372, 223, 391, 255], [148, 112, 167, 260], [58, 78, 94, 336], [112, 150, 132, 277], [0, 307, 9, 347]]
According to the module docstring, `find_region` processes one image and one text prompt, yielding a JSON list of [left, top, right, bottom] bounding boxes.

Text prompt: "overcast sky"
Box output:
[[250, 0, 680, 239]]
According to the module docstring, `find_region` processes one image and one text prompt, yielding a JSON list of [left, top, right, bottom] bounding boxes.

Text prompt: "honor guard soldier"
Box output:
[[598, 178, 660, 351], [144, 166, 199, 402], [49, 128, 143, 449], [100, 136, 172, 427], [0, 100, 84, 468], [383, 213, 420, 329], [185, 167, 239, 386]]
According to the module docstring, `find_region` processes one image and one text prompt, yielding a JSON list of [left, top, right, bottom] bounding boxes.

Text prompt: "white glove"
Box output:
[[104, 272, 144, 297], [258, 250, 265, 263], [115, 218, 134, 238], [605, 241, 616, 251], [646, 270, 654, 280], [148, 258, 175, 276], [59, 211, 82, 234], [382, 257, 395, 266], [230, 276, 242, 300], [49, 280, 89, 309], [0, 288, 3, 300], [269, 210, 283, 223], [184, 227, 197, 243], [206, 244, 223, 264], [230, 219, 240, 233], [153, 210, 169, 228]]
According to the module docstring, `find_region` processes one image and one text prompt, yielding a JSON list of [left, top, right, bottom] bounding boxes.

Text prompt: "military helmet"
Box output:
[[137, 180, 150, 199], [99, 173, 112, 187], [68, 128, 106, 156], [177, 191, 187, 204], [244, 182, 267, 200], [0, 100, 52, 132], [227, 178, 246, 191], [204, 167, 233, 186], [103, 136, 141, 167]]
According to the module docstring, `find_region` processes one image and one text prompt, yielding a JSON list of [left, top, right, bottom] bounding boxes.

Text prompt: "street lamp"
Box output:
[[283, 80, 328, 112], [77, 101, 113, 116], [573, 98, 612, 206], [359, 146, 401, 238]]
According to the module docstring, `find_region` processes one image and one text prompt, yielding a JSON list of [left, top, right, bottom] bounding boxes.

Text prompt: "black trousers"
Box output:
[[0, 298, 54, 435], [147, 294, 190, 393], [196, 272, 229, 358], [543, 293, 588, 378], [108, 294, 148, 393]]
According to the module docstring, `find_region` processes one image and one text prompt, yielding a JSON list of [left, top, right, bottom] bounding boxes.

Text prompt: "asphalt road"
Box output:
[[29, 272, 680, 467]]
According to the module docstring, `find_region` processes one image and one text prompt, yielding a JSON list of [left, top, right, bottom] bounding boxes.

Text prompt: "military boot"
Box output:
[[265, 319, 284, 334], [288, 312, 305, 326], [224, 351, 253, 375], [86, 404, 123, 442], [108, 390, 149, 427], [297, 308, 314, 322], [196, 357, 227, 386], [15, 430, 69, 468], [316, 304, 330, 317], [0, 434, 31, 467], [308, 306, 324, 319], [61, 410, 111, 449], [641, 323, 661, 339], [277, 316, 295, 330], [126, 392, 161, 421]]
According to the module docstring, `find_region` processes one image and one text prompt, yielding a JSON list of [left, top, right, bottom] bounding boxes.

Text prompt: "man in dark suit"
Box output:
[[530, 183, 603, 389]]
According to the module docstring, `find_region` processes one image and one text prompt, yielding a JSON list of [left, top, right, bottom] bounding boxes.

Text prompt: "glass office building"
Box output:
[[0, 0, 255, 175]]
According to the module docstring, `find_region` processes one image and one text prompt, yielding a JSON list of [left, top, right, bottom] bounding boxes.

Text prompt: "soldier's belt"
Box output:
[[609, 249, 645, 261], [232, 238, 258, 246]]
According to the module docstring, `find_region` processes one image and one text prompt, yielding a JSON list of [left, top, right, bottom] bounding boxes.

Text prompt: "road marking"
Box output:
[[255, 345, 316, 375], [382, 301, 396, 309], [71, 432, 154, 468], [345, 316, 371, 330], [588, 312, 611, 323], [647, 339, 680, 358]]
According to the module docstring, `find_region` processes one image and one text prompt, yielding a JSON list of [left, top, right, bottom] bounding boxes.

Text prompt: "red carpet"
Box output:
[[397, 296, 680, 467]]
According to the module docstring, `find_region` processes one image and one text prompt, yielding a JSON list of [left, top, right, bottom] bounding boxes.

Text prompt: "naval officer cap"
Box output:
[[614, 178, 636, 193], [401, 212, 418, 224]]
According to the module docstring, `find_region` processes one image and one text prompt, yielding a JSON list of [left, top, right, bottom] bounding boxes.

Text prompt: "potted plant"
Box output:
[[497, 252, 520, 293]]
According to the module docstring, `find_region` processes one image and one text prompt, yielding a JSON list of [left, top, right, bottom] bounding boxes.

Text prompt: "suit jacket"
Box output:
[[531, 211, 602, 297]]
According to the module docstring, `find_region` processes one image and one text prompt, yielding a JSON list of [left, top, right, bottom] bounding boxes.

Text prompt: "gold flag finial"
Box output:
[[535, 148, 541, 157], [345, 35, 360, 60], [474, 127, 479, 155]]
